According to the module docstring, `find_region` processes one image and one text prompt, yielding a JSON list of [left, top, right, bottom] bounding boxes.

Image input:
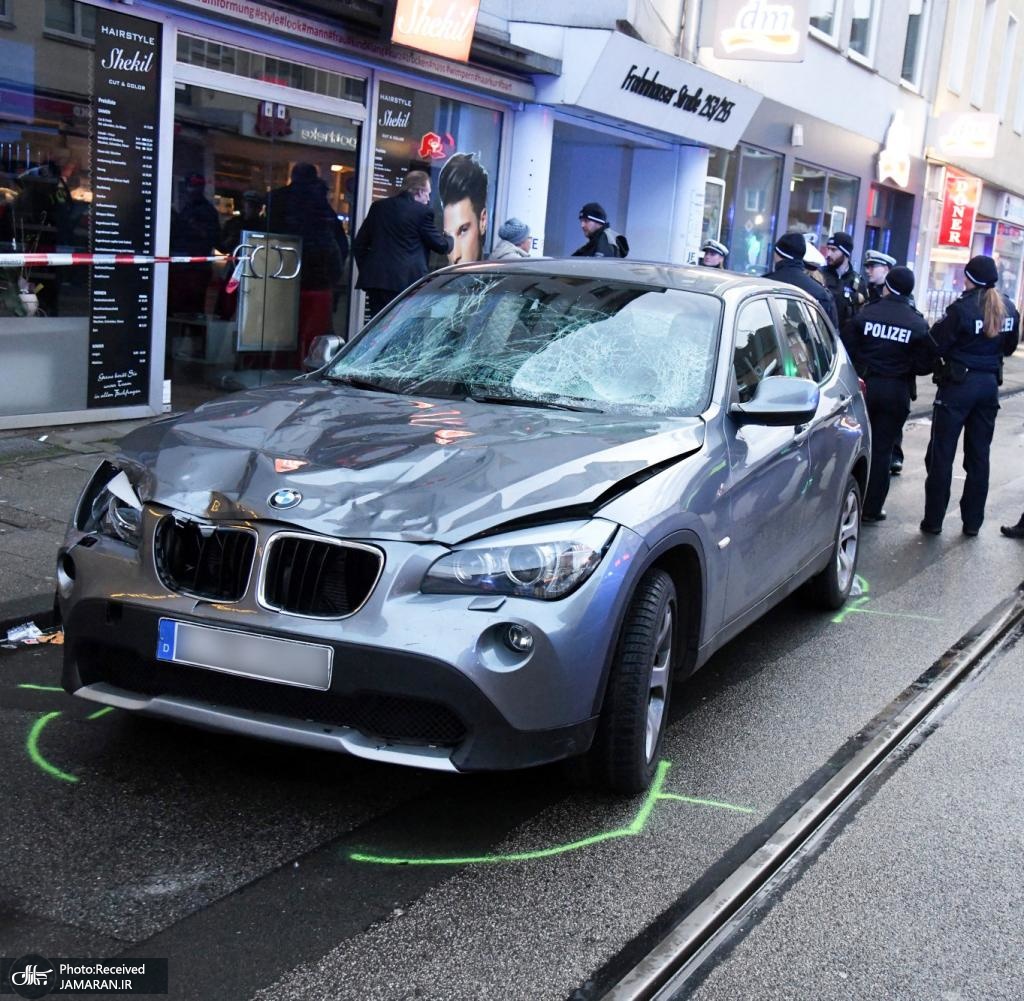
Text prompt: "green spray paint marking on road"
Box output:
[[18, 688, 119, 783], [831, 574, 941, 625], [27, 712, 78, 784], [349, 761, 754, 866]]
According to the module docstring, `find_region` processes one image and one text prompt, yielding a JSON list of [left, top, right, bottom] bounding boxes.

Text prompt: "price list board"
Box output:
[[87, 9, 161, 408]]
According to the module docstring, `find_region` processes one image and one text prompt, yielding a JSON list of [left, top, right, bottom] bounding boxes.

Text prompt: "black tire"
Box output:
[[587, 568, 677, 794], [804, 475, 861, 610]]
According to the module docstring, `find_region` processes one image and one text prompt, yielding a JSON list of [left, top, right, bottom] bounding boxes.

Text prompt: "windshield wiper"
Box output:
[[322, 374, 403, 395], [464, 393, 601, 413]]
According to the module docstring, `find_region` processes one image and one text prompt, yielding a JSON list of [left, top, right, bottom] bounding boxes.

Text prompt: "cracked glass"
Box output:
[[326, 273, 722, 416]]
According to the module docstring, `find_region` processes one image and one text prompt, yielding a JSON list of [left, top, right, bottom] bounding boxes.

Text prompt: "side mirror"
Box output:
[[303, 334, 345, 371], [729, 376, 819, 426]]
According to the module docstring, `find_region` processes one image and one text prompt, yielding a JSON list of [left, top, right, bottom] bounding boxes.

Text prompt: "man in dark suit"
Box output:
[[352, 170, 454, 319]]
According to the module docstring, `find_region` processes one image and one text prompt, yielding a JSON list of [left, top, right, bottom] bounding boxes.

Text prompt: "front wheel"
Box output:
[[804, 475, 861, 610], [587, 568, 677, 794]]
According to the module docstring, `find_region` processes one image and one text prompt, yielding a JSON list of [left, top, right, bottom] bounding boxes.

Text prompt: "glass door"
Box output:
[[167, 70, 361, 410]]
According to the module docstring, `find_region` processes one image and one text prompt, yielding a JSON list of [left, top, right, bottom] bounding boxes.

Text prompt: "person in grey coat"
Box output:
[[490, 218, 532, 260]]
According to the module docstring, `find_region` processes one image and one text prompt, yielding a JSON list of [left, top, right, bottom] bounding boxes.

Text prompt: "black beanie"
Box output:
[[964, 255, 998, 288], [884, 266, 915, 297], [826, 232, 854, 257], [578, 202, 608, 225], [775, 232, 806, 260]]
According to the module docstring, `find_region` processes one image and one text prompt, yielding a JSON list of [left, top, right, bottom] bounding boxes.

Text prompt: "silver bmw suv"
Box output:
[[59, 260, 869, 793]]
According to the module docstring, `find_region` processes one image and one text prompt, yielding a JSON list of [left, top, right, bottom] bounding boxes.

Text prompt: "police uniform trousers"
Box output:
[[863, 376, 911, 517], [923, 371, 1000, 532]]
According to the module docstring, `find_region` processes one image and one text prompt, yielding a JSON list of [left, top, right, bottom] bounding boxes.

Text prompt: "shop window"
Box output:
[[809, 0, 843, 42], [177, 35, 366, 105], [705, 144, 784, 275], [901, 0, 930, 88], [44, 0, 95, 41], [787, 161, 858, 250], [848, 0, 878, 63], [0, 0, 10, 23], [864, 183, 913, 268]]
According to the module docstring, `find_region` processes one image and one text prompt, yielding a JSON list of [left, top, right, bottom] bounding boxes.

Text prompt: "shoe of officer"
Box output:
[[1000, 516, 1024, 539], [862, 511, 886, 524], [889, 460, 903, 476]]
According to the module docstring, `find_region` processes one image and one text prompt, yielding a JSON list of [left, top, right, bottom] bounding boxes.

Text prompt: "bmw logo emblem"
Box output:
[[269, 488, 302, 510]]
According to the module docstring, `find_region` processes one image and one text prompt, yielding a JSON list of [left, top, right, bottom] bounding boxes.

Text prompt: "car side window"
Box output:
[[802, 305, 837, 379], [775, 297, 818, 381], [733, 298, 783, 404]]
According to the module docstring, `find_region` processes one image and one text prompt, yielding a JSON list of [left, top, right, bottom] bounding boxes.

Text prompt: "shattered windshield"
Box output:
[[326, 273, 722, 416]]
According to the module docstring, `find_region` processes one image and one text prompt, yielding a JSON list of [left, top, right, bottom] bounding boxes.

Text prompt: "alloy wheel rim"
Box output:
[[836, 489, 860, 594], [646, 602, 674, 762]]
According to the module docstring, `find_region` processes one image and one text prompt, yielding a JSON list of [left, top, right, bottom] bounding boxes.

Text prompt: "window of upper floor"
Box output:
[[848, 0, 880, 66], [948, 0, 974, 95], [901, 0, 931, 89], [44, 0, 96, 42], [809, 0, 843, 45], [995, 15, 1019, 120], [971, 0, 998, 107]]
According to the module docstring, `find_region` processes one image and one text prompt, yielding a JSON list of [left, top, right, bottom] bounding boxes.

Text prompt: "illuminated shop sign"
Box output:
[[877, 111, 911, 188], [937, 168, 982, 249], [713, 0, 808, 61], [391, 0, 481, 63], [933, 112, 998, 159]]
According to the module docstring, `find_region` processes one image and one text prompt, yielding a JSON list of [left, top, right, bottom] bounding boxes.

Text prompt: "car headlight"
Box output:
[[76, 461, 144, 548], [422, 520, 617, 600]]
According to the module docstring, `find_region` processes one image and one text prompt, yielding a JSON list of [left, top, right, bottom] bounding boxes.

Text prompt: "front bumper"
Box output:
[[58, 515, 646, 772]]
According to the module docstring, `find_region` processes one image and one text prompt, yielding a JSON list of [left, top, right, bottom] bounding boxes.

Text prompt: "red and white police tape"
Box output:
[[0, 252, 235, 268]]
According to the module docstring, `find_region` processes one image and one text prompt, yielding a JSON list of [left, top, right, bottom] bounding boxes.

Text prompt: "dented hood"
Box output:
[[119, 381, 704, 543]]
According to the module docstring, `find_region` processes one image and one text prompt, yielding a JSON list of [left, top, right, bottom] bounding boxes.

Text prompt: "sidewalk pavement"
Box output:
[[3, 348, 1024, 631]]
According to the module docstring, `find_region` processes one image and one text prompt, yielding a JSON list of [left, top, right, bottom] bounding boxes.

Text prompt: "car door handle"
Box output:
[[794, 394, 851, 442]]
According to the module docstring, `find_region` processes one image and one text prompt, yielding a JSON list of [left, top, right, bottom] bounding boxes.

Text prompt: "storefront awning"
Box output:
[[533, 29, 762, 150]]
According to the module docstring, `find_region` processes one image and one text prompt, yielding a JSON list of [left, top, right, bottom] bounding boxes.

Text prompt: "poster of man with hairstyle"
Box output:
[[437, 152, 488, 265]]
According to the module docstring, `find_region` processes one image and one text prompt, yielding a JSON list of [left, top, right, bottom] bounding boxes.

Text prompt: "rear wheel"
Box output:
[[805, 476, 861, 610], [587, 568, 677, 794]]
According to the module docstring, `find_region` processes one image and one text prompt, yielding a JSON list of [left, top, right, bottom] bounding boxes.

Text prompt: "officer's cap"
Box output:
[[701, 238, 728, 257], [864, 249, 896, 268]]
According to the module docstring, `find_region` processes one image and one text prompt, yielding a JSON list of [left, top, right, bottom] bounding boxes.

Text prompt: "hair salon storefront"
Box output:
[[0, 0, 530, 429]]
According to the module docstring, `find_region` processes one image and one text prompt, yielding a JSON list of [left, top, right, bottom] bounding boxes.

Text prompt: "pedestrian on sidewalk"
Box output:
[[490, 218, 533, 260], [840, 266, 932, 524], [921, 255, 1021, 536], [573, 203, 629, 258]]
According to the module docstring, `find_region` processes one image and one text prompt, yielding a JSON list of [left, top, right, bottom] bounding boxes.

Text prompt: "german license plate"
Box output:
[[156, 618, 332, 690]]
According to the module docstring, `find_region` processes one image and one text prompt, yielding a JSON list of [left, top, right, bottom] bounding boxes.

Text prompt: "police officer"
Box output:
[[921, 255, 1021, 536], [841, 266, 932, 523], [823, 233, 867, 327], [863, 249, 896, 302], [764, 231, 839, 326], [700, 238, 729, 268]]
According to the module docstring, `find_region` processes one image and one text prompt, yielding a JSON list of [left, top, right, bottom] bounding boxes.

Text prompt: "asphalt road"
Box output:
[[2, 395, 1023, 1001]]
